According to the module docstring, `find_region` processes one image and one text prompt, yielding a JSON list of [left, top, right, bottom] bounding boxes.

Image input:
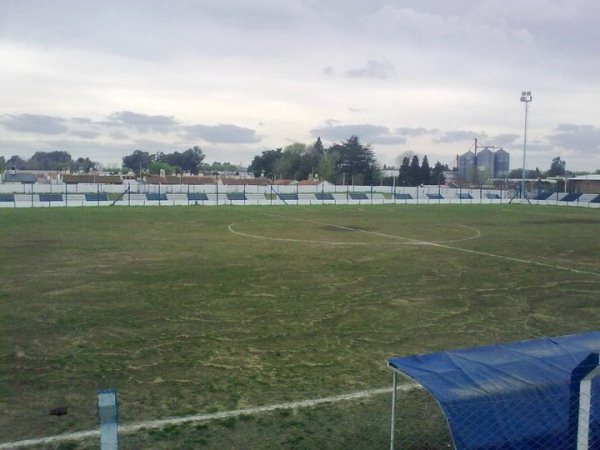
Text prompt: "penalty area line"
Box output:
[[0, 384, 419, 449]]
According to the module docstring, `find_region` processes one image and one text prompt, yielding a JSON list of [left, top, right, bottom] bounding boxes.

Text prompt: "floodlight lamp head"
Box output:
[[520, 91, 533, 102]]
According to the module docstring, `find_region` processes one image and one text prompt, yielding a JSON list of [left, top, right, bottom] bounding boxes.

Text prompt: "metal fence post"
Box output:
[[390, 371, 397, 450], [97, 389, 118, 450], [569, 353, 600, 450]]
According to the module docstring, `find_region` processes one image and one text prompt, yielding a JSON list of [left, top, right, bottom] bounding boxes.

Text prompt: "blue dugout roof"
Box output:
[[388, 331, 600, 450]]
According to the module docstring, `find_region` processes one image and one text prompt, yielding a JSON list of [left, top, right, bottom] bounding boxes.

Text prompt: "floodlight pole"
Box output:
[[520, 91, 532, 199]]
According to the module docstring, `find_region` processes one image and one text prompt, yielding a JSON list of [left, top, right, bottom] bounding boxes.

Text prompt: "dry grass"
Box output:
[[1, 204, 599, 447]]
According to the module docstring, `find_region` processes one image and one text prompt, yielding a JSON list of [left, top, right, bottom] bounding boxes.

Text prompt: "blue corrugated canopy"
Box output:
[[388, 331, 600, 450]]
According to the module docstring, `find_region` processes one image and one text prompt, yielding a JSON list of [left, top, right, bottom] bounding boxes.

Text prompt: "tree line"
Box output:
[[248, 136, 449, 186], [14, 137, 586, 186], [0, 151, 96, 173], [397, 154, 448, 186], [507, 156, 571, 179], [248, 136, 379, 185], [0, 137, 450, 186], [0, 147, 235, 176]]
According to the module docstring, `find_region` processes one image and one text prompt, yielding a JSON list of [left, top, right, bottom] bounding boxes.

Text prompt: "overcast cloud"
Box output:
[[1, 0, 599, 170]]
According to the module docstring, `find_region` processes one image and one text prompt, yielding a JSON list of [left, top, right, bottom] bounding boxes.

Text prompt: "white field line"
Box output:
[[256, 211, 600, 278], [228, 222, 481, 246], [316, 221, 600, 278], [0, 385, 418, 449]]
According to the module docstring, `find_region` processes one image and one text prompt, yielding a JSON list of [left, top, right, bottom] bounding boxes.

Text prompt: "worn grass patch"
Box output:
[[1, 204, 599, 446]]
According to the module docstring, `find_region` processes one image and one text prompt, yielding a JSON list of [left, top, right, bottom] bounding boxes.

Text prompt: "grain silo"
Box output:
[[476, 148, 495, 183], [458, 151, 476, 183], [494, 148, 510, 178]]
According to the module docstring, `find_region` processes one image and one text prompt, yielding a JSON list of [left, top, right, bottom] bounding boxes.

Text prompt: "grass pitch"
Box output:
[[1, 204, 599, 448]]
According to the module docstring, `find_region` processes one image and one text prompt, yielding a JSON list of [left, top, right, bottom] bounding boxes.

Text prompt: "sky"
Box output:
[[1, 0, 600, 172]]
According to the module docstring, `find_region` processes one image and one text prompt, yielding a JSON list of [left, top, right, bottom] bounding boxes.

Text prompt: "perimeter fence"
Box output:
[[3, 377, 599, 449], [1, 385, 450, 450], [1, 181, 599, 208]]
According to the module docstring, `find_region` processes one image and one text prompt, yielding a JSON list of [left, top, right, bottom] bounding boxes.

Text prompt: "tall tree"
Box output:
[[149, 161, 177, 175], [420, 155, 431, 184], [330, 136, 379, 185], [123, 150, 152, 175], [298, 141, 325, 180], [431, 161, 446, 185], [28, 151, 72, 170], [275, 143, 305, 179], [408, 155, 421, 186], [313, 137, 325, 155], [317, 148, 340, 183], [398, 157, 411, 186], [547, 156, 566, 177], [0, 156, 5, 172], [159, 151, 183, 171], [180, 146, 205, 174], [72, 157, 96, 173], [248, 148, 282, 179], [5, 155, 27, 170]]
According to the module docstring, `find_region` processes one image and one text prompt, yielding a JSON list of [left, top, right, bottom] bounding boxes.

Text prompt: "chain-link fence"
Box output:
[[3, 386, 449, 450], [389, 375, 600, 450], [4, 378, 600, 450]]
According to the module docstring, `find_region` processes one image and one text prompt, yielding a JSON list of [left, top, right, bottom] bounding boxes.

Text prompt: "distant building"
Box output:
[[458, 148, 510, 183], [381, 168, 399, 178], [567, 174, 600, 194]]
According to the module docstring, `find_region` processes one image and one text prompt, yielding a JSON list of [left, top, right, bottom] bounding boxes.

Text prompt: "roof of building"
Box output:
[[144, 175, 183, 185], [63, 174, 123, 184], [568, 174, 600, 181], [220, 177, 269, 185], [2, 173, 38, 183], [297, 179, 321, 185], [272, 179, 293, 185]]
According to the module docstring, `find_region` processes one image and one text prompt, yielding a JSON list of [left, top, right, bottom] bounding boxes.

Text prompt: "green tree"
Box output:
[[149, 161, 177, 175], [28, 151, 72, 170], [408, 155, 421, 186], [123, 150, 152, 175], [205, 162, 237, 172], [5, 155, 27, 170], [180, 146, 205, 174], [330, 136, 379, 185], [547, 156, 566, 177], [420, 155, 431, 185], [248, 148, 282, 179], [509, 168, 523, 179], [297, 141, 325, 180], [0, 156, 5, 172], [316, 148, 340, 183], [73, 157, 96, 173], [398, 157, 410, 186], [159, 151, 183, 172], [530, 167, 543, 179], [431, 161, 446, 185], [275, 143, 305, 179], [313, 137, 325, 155]]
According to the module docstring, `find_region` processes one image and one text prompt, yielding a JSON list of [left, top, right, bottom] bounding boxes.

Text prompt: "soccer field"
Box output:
[[1, 205, 599, 448]]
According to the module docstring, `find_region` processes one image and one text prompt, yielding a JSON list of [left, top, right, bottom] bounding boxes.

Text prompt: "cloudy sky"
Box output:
[[1, 0, 599, 171]]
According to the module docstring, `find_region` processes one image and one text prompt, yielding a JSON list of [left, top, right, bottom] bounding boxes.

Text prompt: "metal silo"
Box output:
[[458, 151, 476, 183], [476, 148, 495, 184], [494, 148, 510, 178]]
